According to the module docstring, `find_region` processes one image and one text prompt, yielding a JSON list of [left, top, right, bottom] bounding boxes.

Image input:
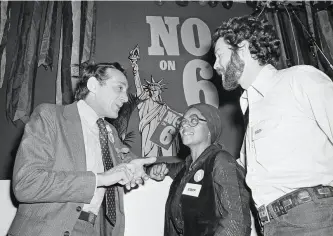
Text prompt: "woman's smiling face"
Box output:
[[180, 108, 210, 147]]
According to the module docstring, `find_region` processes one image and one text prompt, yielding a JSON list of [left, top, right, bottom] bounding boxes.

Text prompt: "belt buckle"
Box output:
[[258, 205, 270, 225], [314, 186, 333, 199]]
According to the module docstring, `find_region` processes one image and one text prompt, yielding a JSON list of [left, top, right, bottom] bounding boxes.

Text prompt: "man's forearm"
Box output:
[[13, 169, 96, 203]]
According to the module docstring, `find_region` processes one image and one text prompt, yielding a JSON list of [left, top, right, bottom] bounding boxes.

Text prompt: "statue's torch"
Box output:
[[128, 45, 140, 76]]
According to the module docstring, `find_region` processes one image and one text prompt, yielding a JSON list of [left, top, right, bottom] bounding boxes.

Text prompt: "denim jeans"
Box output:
[[263, 197, 333, 236]]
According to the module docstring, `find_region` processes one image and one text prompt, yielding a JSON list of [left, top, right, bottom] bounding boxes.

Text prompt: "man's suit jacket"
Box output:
[[8, 102, 134, 236]]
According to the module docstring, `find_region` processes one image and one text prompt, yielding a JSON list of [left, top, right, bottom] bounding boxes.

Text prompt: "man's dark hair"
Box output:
[[212, 15, 280, 66], [74, 62, 126, 101]]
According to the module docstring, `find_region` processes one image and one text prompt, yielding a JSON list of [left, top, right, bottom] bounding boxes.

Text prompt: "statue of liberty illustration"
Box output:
[[128, 45, 179, 157]]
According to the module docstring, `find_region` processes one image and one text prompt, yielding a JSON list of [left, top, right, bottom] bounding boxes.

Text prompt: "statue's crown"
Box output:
[[143, 76, 167, 90]]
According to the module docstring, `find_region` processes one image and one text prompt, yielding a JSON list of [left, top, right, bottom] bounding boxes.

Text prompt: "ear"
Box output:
[[87, 76, 98, 94], [237, 40, 250, 60]]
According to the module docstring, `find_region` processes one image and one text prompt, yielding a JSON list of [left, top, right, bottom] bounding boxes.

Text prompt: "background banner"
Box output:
[[95, 1, 252, 158]]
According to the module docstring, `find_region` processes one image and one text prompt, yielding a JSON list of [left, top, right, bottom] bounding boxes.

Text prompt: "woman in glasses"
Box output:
[[149, 103, 251, 236]]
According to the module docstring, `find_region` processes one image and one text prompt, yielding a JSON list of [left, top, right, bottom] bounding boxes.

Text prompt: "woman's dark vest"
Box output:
[[164, 147, 221, 236]]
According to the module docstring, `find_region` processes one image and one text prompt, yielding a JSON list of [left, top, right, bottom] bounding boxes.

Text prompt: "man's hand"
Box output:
[[125, 157, 157, 190], [97, 164, 133, 187], [149, 163, 169, 181]]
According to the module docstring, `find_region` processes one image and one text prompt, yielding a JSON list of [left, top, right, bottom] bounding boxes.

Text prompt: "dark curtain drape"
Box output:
[[6, 1, 46, 123], [56, 1, 96, 105], [5, 1, 96, 124], [0, 1, 11, 89], [259, 2, 333, 79], [313, 4, 333, 78]]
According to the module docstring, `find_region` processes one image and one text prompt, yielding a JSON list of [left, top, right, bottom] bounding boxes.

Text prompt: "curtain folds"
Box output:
[[314, 8, 333, 78], [38, 1, 57, 70], [263, 2, 333, 79], [6, 1, 45, 123], [0, 1, 10, 88], [56, 1, 96, 105], [6, 1, 97, 123]]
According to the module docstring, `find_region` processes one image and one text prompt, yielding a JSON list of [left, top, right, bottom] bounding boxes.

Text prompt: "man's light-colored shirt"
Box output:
[[239, 64, 333, 207], [77, 100, 105, 215]]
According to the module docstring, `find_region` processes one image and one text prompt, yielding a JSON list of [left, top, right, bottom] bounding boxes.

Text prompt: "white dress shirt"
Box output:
[[77, 100, 105, 215], [239, 64, 333, 207]]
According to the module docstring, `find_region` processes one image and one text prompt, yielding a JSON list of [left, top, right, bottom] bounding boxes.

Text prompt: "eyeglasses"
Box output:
[[179, 114, 207, 128]]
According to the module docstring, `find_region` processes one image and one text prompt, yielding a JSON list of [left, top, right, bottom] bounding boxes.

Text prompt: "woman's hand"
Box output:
[[126, 157, 157, 189], [149, 163, 169, 181]]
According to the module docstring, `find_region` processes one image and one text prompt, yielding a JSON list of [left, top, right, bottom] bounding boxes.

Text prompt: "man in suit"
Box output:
[[8, 62, 156, 236]]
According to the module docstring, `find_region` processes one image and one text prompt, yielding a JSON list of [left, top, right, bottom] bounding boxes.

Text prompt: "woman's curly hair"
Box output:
[[74, 62, 126, 101], [212, 15, 281, 66]]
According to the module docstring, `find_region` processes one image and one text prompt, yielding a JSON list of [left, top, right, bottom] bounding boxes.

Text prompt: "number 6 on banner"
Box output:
[[159, 126, 176, 145], [183, 59, 219, 108]]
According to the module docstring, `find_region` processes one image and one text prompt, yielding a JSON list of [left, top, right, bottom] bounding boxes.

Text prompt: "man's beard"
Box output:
[[218, 51, 245, 91]]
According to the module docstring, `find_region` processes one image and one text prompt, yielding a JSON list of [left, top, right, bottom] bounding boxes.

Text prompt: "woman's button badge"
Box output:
[[106, 125, 115, 143], [194, 169, 204, 182]]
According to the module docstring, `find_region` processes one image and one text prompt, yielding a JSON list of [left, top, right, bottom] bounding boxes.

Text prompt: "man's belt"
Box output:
[[258, 185, 333, 226], [78, 211, 97, 226]]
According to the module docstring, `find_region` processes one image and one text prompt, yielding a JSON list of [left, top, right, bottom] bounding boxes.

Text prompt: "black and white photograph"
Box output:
[[0, 1, 333, 236]]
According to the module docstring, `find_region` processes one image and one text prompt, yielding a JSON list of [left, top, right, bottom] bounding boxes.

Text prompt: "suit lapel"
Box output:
[[63, 102, 87, 171]]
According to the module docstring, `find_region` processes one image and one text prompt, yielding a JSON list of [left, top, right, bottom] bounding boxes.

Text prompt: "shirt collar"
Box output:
[[240, 64, 279, 113], [251, 64, 279, 97], [77, 100, 100, 128]]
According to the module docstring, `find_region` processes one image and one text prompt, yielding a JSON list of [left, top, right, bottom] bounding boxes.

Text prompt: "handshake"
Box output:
[[97, 156, 157, 190]]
